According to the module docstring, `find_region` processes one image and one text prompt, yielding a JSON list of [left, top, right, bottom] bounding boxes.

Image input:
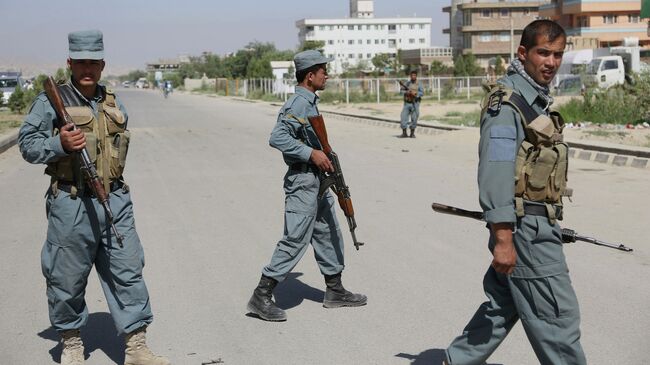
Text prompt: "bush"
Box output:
[[7, 86, 26, 113]]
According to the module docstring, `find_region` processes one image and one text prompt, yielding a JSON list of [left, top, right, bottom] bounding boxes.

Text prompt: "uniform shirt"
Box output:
[[269, 86, 323, 165], [19, 83, 128, 165], [401, 80, 424, 100], [478, 72, 551, 225]]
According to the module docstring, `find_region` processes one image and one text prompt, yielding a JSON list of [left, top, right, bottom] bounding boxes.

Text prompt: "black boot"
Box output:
[[409, 128, 416, 138], [400, 129, 408, 138], [323, 273, 367, 308], [247, 275, 287, 321]]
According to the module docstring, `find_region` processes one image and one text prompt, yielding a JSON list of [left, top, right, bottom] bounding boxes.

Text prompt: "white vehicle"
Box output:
[[584, 38, 645, 89], [0, 72, 23, 104], [135, 77, 149, 89]]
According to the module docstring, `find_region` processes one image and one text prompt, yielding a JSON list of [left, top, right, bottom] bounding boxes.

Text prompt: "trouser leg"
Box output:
[[262, 171, 318, 282], [400, 104, 410, 130], [511, 273, 586, 365], [41, 190, 97, 333], [310, 192, 345, 276], [446, 267, 519, 365], [94, 190, 153, 336], [410, 102, 420, 129]]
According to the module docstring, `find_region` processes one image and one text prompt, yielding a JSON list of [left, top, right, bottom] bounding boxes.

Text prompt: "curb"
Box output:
[[0, 129, 19, 155], [322, 110, 650, 170]]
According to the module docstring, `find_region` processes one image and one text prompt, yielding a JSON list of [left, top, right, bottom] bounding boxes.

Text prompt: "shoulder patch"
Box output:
[[488, 125, 517, 162]]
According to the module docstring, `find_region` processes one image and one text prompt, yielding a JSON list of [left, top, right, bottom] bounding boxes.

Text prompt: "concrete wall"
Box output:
[[184, 76, 216, 91]]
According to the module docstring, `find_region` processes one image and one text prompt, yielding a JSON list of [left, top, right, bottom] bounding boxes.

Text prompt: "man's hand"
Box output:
[[310, 149, 334, 172], [491, 223, 517, 275], [59, 123, 86, 152]]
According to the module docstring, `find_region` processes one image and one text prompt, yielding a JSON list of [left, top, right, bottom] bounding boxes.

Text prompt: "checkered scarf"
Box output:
[[507, 59, 554, 110]]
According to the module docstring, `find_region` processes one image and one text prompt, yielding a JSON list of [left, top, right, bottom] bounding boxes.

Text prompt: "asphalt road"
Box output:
[[0, 89, 648, 365]]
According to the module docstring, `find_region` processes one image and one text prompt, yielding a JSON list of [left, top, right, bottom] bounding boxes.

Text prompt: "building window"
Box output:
[[329, 25, 334, 30], [498, 32, 510, 42], [358, 39, 363, 44], [409, 38, 415, 44], [463, 10, 472, 26], [524, 9, 530, 16], [349, 54, 355, 59], [388, 39, 396, 48], [358, 53, 363, 59], [375, 39, 379, 44], [306, 26, 314, 31], [479, 33, 492, 42], [463, 33, 472, 49], [500, 9, 509, 17], [603, 14, 618, 24], [420, 24, 425, 29], [348, 40, 354, 45], [348, 25, 354, 30], [381, 39, 386, 44], [366, 39, 371, 44], [578, 16, 588, 27], [481, 10, 491, 18], [367, 53, 372, 58], [388, 24, 396, 33], [409, 24, 415, 29], [319, 26, 325, 30], [328, 40, 334, 45], [629, 14, 640, 23], [328, 54, 334, 58], [419, 38, 425, 44]]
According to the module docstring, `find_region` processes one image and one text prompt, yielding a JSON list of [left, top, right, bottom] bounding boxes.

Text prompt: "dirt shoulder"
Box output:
[[319, 96, 650, 149]]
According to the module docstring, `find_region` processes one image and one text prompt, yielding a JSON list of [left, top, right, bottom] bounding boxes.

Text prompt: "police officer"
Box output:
[[399, 70, 423, 138], [18, 30, 170, 365], [246, 50, 367, 321], [444, 20, 587, 365]]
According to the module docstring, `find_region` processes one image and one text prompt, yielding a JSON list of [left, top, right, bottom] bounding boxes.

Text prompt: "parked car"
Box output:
[[135, 78, 150, 89], [122, 80, 131, 88], [0, 72, 23, 103]]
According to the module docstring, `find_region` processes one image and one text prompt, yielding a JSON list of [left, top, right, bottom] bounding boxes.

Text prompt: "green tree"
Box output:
[[298, 40, 325, 52], [54, 68, 68, 82], [430, 60, 453, 76], [371, 53, 391, 72], [8, 85, 26, 113], [494, 56, 506, 75], [454, 52, 483, 76]]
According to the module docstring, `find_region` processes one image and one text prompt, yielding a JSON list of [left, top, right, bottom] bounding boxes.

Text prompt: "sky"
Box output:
[[1, 0, 449, 75]]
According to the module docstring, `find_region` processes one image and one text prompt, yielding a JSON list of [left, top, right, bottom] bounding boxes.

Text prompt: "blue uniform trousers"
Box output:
[[262, 169, 345, 281], [400, 102, 420, 130], [446, 215, 586, 365], [41, 187, 153, 335]]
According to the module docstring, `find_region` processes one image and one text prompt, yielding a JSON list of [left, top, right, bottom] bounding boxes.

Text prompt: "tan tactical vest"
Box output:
[[481, 83, 569, 221], [404, 81, 420, 103], [46, 84, 130, 194]]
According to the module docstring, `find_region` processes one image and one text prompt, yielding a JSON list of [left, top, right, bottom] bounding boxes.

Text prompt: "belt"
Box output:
[[289, 163, 319, 174], [523, 203, 562, 219], [57, 180, 126, 197]]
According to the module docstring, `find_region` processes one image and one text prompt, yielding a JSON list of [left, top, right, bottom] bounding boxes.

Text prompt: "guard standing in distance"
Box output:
[[18, 30, 170, 365], [444, 20, 587, 365], [399, 70, 424, 138], [247, 50, 367, 322]]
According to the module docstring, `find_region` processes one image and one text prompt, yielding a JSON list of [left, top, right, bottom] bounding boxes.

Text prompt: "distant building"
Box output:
[[400, 47, 454, 70], [539, 0, 650, 48], [443, 0, 548, 69], [296, 0, 432, 74]]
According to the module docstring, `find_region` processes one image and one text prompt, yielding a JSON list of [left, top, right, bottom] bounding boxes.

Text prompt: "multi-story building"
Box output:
[[296, 0, 432, 74], [539, 0, 650, 48], [443, 0, 548, 69]]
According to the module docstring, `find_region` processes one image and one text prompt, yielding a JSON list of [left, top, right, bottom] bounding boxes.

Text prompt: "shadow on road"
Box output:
[[37, 312, 123, 365], [274, 272, 324, 310], [395, 348, 502, 365]]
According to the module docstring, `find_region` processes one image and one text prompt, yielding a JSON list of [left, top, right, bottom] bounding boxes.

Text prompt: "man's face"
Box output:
[[518, 35, 565, 86], [67, 58, 105, 88], [410, 73, 417, 82], [308, 65, 328, 91]]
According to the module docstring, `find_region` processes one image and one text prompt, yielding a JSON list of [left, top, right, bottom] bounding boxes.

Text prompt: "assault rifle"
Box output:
[[309, 115, 365, 250], [44, 77, 124, 247], [431, 202, 633, 252], [398, 80, 418, 103]]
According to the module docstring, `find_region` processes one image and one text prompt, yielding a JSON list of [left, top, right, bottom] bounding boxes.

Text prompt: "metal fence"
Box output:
[[211, 74, 582, 102], [212, 76, 498, 103]]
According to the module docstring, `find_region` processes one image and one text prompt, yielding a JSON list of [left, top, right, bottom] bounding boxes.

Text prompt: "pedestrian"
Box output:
[[444, 20, 587, 365], [246, 50, 367, 322], [18, 30, 170, 365], [399, 70, 423, 138]]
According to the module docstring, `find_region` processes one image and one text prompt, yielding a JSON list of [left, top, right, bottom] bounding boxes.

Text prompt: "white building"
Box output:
[[296, 0, 432, 74]]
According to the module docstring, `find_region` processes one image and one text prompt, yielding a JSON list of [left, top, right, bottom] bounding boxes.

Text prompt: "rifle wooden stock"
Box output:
[[43, 77, 123, 247], [398, 80, 416, 103], [431, 202, 484, 221], [308, 115, 332, 154]]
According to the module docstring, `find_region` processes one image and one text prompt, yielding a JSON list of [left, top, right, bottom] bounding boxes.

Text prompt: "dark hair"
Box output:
[[296, 63, 326, 83], [409, 70, 417, 75], [519, 20, 566, 50]]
